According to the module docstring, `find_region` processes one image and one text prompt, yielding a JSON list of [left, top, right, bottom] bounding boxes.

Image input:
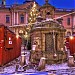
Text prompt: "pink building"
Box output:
[[54, 9, 75, 36], [0, 0, 75, 36]]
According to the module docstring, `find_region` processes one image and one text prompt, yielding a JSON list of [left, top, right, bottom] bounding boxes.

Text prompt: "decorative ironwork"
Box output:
[[45, 33, 54, 51]]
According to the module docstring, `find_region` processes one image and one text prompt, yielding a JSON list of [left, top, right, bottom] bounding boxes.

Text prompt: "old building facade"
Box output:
[[0, 0, 74, 36], [0, 0, 73, 64]]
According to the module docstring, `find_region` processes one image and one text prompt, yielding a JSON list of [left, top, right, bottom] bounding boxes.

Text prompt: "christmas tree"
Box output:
[[28, 2, 38, 24]]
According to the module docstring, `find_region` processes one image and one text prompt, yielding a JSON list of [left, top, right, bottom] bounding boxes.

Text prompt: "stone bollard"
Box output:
[[15, 64, 19, 72], [68, 56, 75, 67], [20, 51, 26, 66], [0, 67, 4, 73], [25, 51, 30, 65], [38, 57, 46, 71]]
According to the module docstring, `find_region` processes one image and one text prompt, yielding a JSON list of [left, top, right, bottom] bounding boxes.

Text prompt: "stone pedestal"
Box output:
[[38, 57, 46, 71], [20, 51, 26, 66], [21, 55, 26, 66], [68, 56, 75, 67], [25, 51, 30, 65], [15, 64, 19, 72]]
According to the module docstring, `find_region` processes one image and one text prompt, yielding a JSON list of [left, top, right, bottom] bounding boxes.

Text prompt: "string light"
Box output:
[[29, 18, 31, 19], [33, 2, 36, 7], [54, 12, 75, 20], [28, 1, 38, 24], [16, 34, 19, 39], [69, 36, 74, 40]]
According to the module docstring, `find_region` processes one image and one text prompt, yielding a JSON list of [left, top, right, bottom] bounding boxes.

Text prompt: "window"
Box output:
[[67, 18, 70, 25], [20, 15, 24, 23], [6, 15, 10, 23], [47, 12, 50, 15], [67, 31, 71, 36]]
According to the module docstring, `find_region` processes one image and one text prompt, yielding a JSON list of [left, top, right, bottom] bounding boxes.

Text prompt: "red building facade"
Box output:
[[0, 0, 75, 36]]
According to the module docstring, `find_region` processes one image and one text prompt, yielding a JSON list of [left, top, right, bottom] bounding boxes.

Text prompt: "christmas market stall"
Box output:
[[0, 24, 21, 66]]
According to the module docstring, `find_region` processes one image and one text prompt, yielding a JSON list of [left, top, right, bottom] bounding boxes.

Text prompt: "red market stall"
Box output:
[[65, 35, 75, 55], [0, 25, 22, 66]]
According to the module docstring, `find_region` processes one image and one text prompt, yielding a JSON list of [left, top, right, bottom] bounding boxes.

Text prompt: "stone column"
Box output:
[[20, 51, 26, 66], [73, 14, 75, 27], [38, 57, 46, 71], [58, 32, 64, 50], [26, 13, 28, 24], [14, 12, 15, 25], [68, 56, 75, 67], [17, 12, 19, 25], [53, 30, 56, 53], [12, 12, 14, 26], [61, 32, 64, 50], [16, 28, 19, 35], [57, 33, 60, 50], [73, 14, 75, 32]]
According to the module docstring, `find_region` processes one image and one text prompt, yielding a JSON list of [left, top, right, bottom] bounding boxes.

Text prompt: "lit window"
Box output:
[[20, 15, 24, 23], [6, 15, 10, 23], [67, 18, 70, 25]]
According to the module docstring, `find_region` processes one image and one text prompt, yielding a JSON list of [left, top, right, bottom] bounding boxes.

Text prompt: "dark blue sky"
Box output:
[[6, 0, 75, 9]]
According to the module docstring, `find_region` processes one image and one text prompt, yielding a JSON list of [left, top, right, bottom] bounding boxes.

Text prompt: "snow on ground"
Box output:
[[4, 65, 16, 73], [0, 61, 73, 74], [0, 54, 74, 74], [0, 51, 75, 75], [45, 63, 69, 71]]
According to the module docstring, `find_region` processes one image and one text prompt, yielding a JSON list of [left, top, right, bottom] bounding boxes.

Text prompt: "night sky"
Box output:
[[6, 0, 75, 9]]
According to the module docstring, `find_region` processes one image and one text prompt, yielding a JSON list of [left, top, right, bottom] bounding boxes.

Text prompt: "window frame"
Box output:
[[67, 17, 70, 25], [20, 15, 24, 23], [6, 15, 10, 23]]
